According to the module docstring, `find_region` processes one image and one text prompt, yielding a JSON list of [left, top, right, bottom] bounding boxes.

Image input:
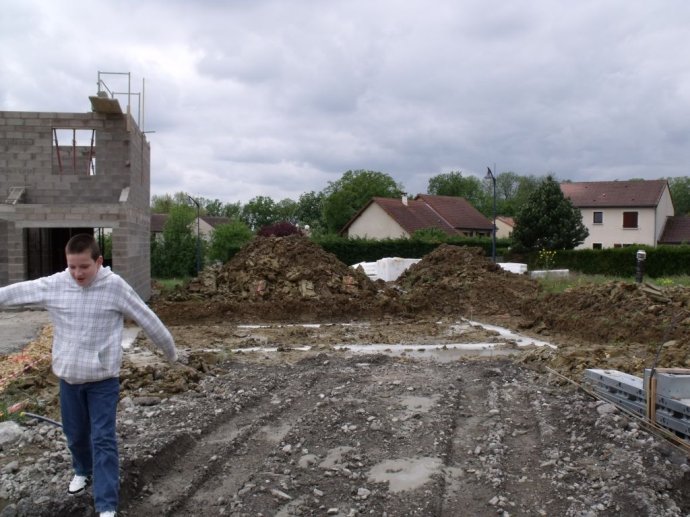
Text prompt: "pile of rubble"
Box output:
[[156, 236, 389, 322], [396, 245, 541, 317], [524, 281, 690, 343], [519, 281, 690, 377], [172, 236, 376, 302]]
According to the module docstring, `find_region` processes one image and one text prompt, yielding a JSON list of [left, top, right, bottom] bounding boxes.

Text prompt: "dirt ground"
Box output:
[[2, 236, 690, 516]]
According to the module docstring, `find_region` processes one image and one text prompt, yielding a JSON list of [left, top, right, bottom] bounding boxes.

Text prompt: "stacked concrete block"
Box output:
[[0, 107, 153, 299]]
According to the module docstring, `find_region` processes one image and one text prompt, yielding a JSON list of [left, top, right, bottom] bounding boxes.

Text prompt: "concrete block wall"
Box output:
[[0, 220, 8, 285], [0, 109, 153, 299]]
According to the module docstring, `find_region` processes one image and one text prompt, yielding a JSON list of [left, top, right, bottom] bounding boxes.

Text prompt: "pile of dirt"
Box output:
[[523, 281, 690, 343], [518, 281, 690, 378], [155, 236, 395, 323], [396, 245, 541, 318]]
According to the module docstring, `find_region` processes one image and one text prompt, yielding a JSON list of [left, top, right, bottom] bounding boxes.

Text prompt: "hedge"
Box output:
[[513, 245, 690, 278], [313, 235, 511, 265], [217, 236, 690, 278]]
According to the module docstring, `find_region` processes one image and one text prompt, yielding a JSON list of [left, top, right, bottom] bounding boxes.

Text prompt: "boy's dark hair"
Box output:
[[66, 234, 101, 261]]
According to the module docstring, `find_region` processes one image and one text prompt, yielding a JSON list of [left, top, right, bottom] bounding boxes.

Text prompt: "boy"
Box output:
[[0, 234, 179, 517]]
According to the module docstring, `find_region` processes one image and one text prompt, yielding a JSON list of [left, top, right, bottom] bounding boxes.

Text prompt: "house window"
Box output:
[[592, 243, 602, 249], [614, 243, 622, 248], [623, 211, 638, 229], [593, 212, 603, 224]]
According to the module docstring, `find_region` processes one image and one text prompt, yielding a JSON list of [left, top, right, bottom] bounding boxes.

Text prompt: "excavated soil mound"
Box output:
[[518, 281, 690, 377], [155, 235, 396, 322], [396, 244, 541, 317], [523, 281, 690, 344]]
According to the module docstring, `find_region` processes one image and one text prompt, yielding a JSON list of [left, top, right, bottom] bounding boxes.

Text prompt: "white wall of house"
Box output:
[[196, 217, 216, 240], [655, 186, 675, 242], [495, 219, 513, 239], [347, 203, 409, 239], [578, 207, 658, 248]]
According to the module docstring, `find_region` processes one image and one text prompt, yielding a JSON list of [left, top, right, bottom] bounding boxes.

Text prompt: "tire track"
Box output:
[[120, 368, 321, 516]]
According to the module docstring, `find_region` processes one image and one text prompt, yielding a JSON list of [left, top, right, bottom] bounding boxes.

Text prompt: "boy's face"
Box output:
[[66, 251, 103, 287]]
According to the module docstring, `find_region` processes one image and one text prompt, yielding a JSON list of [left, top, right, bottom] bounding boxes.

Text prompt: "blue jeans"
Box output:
[[60, 377, 120, 513]]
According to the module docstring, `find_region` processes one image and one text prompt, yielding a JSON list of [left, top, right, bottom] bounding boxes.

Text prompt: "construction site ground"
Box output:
[[1, 236, 690, 517]]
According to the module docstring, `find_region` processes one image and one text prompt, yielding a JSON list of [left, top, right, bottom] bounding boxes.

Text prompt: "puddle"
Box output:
[[332, 343, 519, 362], [181, 320, 556, 363], [258, 422, 292, 443], [319, 446, 355, 469], [398, 395, 440, 413], [367, 456, 443, 492], [236, 323, 366, 329], [463, 319, 556, 349]]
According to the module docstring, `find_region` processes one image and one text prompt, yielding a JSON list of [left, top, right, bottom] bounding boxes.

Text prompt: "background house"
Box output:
[[341, 195, 493, 239], [495, 216, 515, 239], [560, 179, 674, 249], [658, 216, 690, 245], [151, 214, 230, 241]]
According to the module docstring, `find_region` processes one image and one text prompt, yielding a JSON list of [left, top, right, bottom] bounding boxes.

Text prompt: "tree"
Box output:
[[275, 198, 298, 223], [427, 171, 489, 213], [203, 198, 224, 216], [151, 205, 198, 277], [241, 196, 280, 230], [151, 192, 196, 213], [257, 221, 302, 237], [295, 191, 325, 232], [496, 174, 544, 216], [513, 175, 588, 251], [221, 201, 242, 220], [322, 170, 404, 233], [207, 220, 253, 264], [669, 177, 690, 215]]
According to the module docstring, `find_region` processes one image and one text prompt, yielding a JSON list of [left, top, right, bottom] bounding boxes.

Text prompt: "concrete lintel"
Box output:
[[16, 220, 121, 229]]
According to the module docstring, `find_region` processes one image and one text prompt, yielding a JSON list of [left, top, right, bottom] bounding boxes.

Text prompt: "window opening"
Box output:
[[52, 128, 96, 175], [623, 212, 638, 229], [593, 212, 603, 224], [592, 243, 602, 250]]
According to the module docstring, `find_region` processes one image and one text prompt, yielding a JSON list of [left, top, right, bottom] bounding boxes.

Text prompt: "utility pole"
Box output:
[[187, 195, 201, 275], [485, 167, 497, 263]]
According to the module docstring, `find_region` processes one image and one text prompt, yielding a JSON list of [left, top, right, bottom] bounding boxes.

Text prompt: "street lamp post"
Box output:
[[187, 195, 201, 275], [485, 167, 497, 263]]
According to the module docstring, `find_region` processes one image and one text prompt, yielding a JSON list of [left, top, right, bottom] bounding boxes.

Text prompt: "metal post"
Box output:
[[636, 250, 646, 283], [188, 195, 201, 275], [486, 167, 497, 263]]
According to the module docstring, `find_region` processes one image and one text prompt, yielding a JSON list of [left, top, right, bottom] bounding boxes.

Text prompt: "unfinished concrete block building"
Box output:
[[0, 90, 153, 299]]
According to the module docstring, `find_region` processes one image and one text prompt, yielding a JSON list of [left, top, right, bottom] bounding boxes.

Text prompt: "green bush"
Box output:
[[313, 235, 511, 265], [509, 245, 690, 278], [208, 220, 253, 264]]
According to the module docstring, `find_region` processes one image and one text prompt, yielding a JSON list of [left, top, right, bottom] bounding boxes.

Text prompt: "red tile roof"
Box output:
[[151, 213, 168, 233], [341, 195, 492, 236], [659, 216, 690, 244], [373, 197, 458, 235], [416, 194, 494, 231], [560, 180, 668, 208], [150, 214, 230, 233]]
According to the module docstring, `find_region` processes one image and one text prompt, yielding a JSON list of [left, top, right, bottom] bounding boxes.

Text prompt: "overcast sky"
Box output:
[[2, 1, 689, 204]]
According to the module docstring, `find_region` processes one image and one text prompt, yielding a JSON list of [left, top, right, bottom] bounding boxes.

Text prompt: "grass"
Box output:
[[154, 277, 189, 292], [535, 273, 690, 293]]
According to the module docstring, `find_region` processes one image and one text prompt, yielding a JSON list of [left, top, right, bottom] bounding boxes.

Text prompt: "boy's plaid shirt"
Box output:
[[0, 267, 176, 384]]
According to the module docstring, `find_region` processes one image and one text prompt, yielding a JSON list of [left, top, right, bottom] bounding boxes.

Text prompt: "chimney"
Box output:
[[401, 195, 408, 206]]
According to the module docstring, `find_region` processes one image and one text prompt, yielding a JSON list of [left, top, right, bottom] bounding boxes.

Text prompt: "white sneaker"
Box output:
[[67, 474, 91, 494], [99, 512, 116, 517]]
